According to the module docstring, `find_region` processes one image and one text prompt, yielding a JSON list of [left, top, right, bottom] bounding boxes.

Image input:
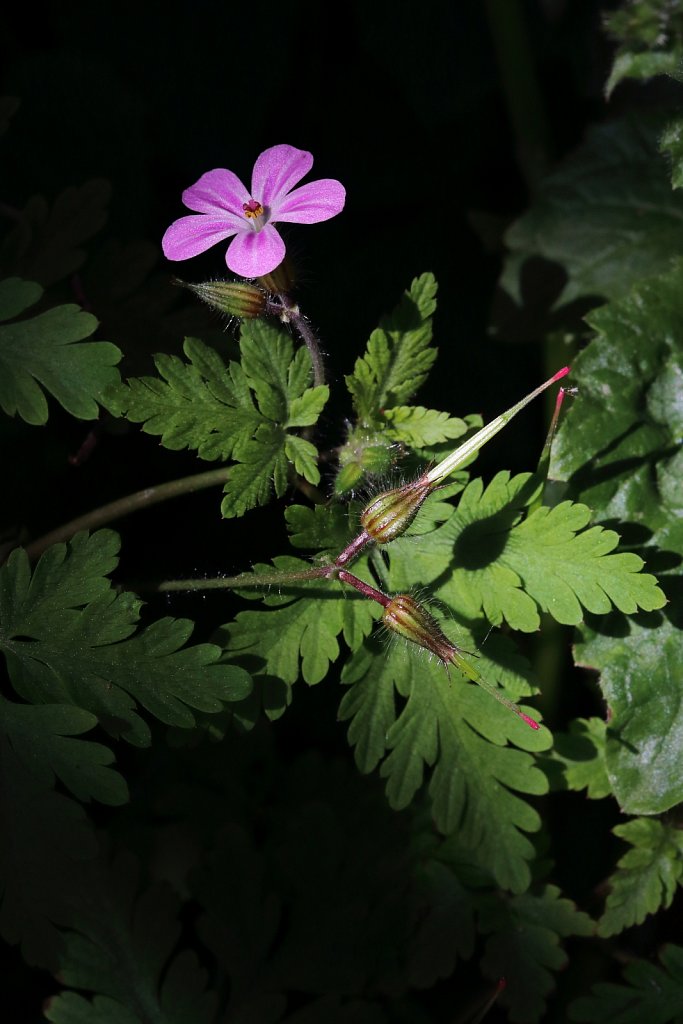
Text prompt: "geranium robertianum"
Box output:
[[162, 143, 346, 278]]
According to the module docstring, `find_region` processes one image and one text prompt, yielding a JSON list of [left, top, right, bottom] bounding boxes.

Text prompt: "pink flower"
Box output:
[[162, 144, 346, 279]]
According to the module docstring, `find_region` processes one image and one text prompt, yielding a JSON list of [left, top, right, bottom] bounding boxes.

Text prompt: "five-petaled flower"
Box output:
[[162, 144, 346, 279]]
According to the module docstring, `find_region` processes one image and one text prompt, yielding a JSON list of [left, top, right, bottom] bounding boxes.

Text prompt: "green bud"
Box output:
[[176, 279, 267, 319], [360, 477, 432, 544], [382, 594, 454, 662], [360, 446, 395, 474], [335, 462, 364, 495], [334, 444, 395, 496]]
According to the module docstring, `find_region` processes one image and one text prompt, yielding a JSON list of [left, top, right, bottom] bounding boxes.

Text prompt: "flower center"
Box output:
[[242, 198, 268, 233], [243, 198, 264, 219]]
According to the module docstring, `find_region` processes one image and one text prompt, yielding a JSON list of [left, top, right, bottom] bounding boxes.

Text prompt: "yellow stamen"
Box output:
[[243, 199, 264, 219]]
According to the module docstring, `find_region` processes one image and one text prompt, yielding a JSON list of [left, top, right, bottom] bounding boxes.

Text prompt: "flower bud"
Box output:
[[258, 257, 296, 295], [382, 594, 541, 730], [360, 477, 432, 544], [382, 594, 454, 662], [334, 444, 395, 496], [176, 279, 267, 319]]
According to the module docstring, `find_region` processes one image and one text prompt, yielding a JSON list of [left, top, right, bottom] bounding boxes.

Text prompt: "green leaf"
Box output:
[[606, 49, 683, 96], [603, 2, 683, 97], [575, 617, 682, 815], [551, 268, 683, 486], [546, 718, 612, 799], [341, 639, 551, 892], [47, 852, 217, 1024], [661, 119, 683, 189], [598, 818, 683, 938], [192, 797, 406, 1003], [552, 266, 683, 814], [388, 471, 664, 632], [286, 386, 329, 428], [220, 557, 378, 697], [0, 698, 127, 806], [111, 326, 327, 517], [500, 117, 683, 308], [380, 405, 470, 448], [285, 434, 321, 486], [479, 886, 594, 1023], [221, 423, 289, 518], [106, 336, 262, 459], [405, 859, 476, 988], [345, 273, 438, 423], [570, 944, 683, 1023], [0, 277, 121, 424], [285, 502, 358, 558], [0, 531, 252, 747]]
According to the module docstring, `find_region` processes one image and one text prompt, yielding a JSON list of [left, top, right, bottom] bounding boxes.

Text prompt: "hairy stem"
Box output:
[[274, 294, 326, 390], [136, 564, 331, 593], [23, 466, 233, 562], [290, 310, 326, 389], [337, 569, 391, 607]]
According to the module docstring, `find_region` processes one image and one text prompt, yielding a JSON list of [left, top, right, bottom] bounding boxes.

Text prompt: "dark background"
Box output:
[[1, 0, 612, 582], [1, 1, 621, 1019]]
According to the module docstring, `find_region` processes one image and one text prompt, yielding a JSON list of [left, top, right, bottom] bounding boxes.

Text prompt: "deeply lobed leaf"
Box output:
[[571, 944, 683, 1023], [479, 885, 594, 1023], [345, 272, 438, 424], [598, 818, 683, 937], [341, 639, 550, 893], [0, 277, 121, 424], [388, 471, 664, 632], [109, 324, 328, 517], [0, 531, 252, 747]]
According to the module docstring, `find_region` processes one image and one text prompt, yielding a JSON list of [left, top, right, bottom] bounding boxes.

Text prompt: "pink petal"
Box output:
[[162, 215, 240, 261], [226, 224, 286, 277], [251, 145, 313, 208], [274, 178, 346, 224], [182, 168, 250, 220]]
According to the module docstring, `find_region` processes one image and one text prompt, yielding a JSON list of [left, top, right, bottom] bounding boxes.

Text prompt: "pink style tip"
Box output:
[[520, 712, 541, 730], [553, 388, 567, 414], [552, 366, 571, 382]]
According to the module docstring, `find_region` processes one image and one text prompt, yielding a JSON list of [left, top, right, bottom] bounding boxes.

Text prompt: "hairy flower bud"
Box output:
[[176, 279, 267, 319], [383, 593, 541, 730], [360, 477, 432, 544], [335, 445, 396, 496], [382, 594, 454, 661]]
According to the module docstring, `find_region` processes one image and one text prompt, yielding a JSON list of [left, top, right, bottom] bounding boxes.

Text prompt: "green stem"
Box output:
[[137, 565, 331, 593], [23, 466, 233, 562]]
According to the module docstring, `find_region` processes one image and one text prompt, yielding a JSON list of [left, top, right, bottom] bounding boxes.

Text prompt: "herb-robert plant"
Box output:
[[220, 367, 570, 727]]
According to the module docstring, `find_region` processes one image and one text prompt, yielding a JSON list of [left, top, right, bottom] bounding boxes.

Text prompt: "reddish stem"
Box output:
[[335, 530, 371, 567], [337, 569, 391, 607]]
